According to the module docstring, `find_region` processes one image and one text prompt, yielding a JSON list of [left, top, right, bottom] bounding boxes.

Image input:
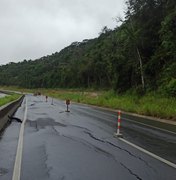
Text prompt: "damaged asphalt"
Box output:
[[0, 94, 176, 180]]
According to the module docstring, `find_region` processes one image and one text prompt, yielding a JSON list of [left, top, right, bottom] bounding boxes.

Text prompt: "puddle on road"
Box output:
[[27, 118, 67, 130], [0, 168, 8, 176], [29, 107, 41, 110], [33, 100, 43, 103], [34, 112, 48, 116], [59, 111, 65, 113]]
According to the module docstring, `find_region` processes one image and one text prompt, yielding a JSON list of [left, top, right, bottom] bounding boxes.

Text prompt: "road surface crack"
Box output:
[[61, 134, 115, 159], [52, 126, 60, 135], [120, 163, 142, 180], [84, 131, 105, 143], [84, 131, 153, 169], [70, 125, 91, 132], [106, 141, 152, 168], [40, 145, 52, 178]]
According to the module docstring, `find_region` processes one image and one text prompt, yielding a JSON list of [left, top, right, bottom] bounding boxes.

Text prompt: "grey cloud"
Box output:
[[0, 0, 125, 64]]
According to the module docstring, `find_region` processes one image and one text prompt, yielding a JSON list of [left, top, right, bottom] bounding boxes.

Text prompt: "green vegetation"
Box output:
[[0, 94, 21, 107], [44, 89, 176, 121], [0, 1, 175, 119], [1, 86, 175, 120], [0, 0, 175, 96]]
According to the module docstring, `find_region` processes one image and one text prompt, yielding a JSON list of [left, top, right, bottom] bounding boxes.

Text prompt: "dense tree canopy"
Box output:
[[0, 0, 175, 96]]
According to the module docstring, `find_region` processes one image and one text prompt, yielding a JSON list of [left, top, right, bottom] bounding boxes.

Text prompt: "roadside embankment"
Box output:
[[0, 95, 24, 132], [0, 89, 22, 95], [0, 93, 21, 107], [0, 87, 175, 122], [41, 89, 176, 121]]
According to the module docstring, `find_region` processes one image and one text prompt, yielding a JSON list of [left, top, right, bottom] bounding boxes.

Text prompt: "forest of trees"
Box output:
[[0, 0, 175, 97]]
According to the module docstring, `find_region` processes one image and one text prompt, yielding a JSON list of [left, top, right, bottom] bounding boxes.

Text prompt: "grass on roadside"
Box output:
[[0, 86, 176, 121], [0, 94, 21, 107], [42, 89, 176, 121]]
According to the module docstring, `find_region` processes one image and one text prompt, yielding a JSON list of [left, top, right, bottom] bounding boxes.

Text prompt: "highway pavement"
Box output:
[[0, 94, 176, 180]]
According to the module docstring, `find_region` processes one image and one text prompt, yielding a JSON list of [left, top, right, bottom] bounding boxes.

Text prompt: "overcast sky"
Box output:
[[0, 0, 125, 65]]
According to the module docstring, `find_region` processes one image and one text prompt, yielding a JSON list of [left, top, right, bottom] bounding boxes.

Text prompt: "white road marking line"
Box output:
[[12, 97, 27, 180], [122, 117, 176, 135], [119, 138, 176, 169]]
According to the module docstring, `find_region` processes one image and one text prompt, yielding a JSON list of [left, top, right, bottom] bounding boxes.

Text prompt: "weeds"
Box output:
[[1, 86, 175, 120], [0, 94, 21, 107]]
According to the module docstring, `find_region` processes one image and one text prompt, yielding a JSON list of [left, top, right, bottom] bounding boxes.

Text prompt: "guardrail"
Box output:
[[0, 95, 24, 132]]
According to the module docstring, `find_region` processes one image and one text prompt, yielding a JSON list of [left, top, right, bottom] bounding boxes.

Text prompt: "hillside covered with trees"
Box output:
[[0, 0, 176, 97]]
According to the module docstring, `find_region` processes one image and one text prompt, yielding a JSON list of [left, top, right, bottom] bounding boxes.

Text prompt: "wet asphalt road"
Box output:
[[0, 94, 176, 180]]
